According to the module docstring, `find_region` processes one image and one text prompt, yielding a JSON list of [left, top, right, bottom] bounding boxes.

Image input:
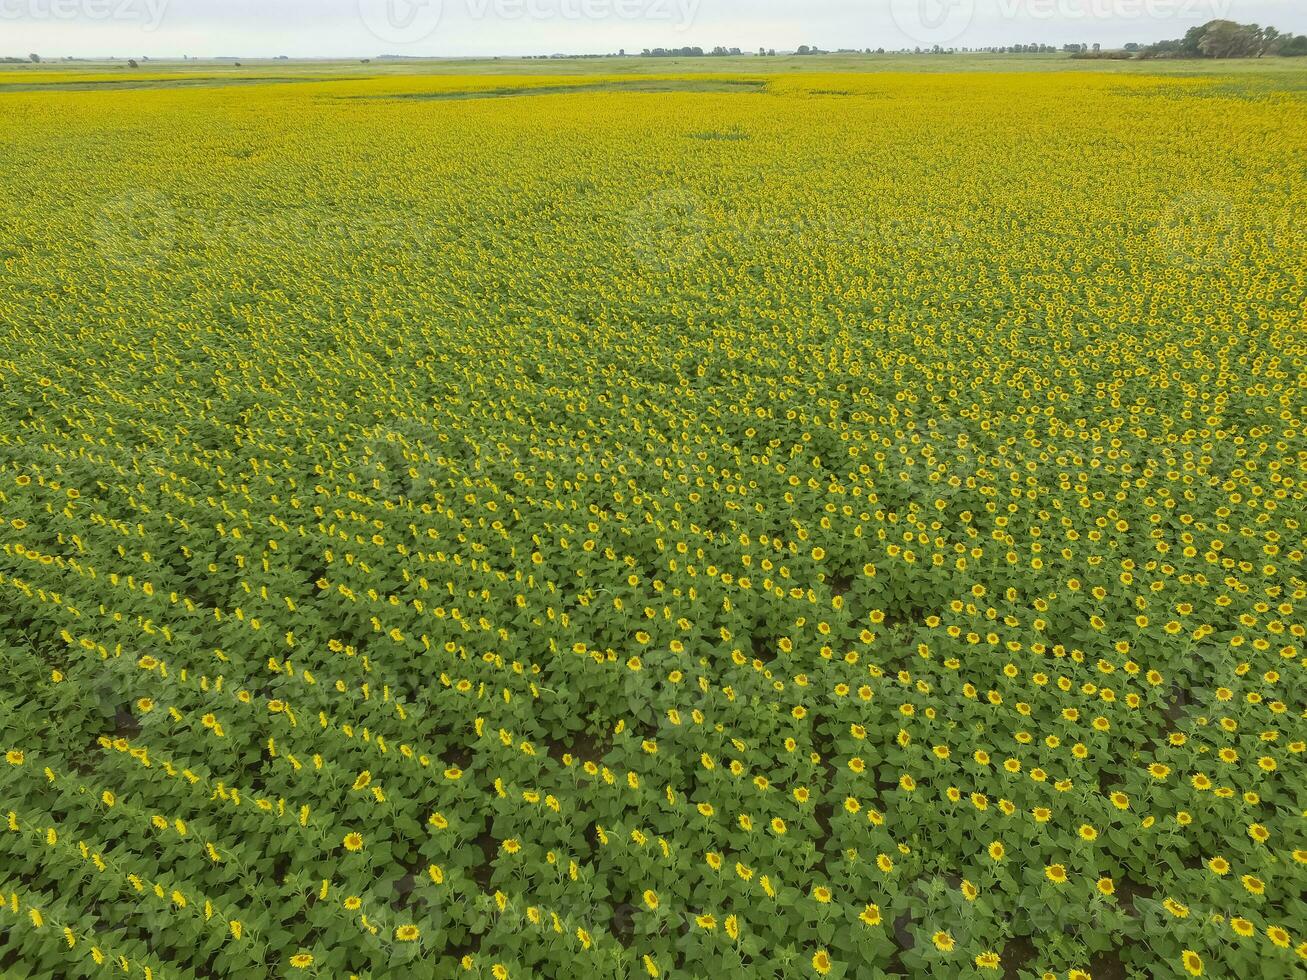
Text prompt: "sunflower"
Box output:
[[975, 951, 1001, 970], [342, 833, 363, 852], [1044, 864, 1068, 885], [1181, 950, 1203, 976], [811, 950, 832, 975], [1162, 898, 1190, 918], [395, 925, 419, 942]]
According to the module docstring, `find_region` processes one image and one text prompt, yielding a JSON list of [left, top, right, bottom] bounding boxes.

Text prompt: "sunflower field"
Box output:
[[0, 68, 1304, 979]]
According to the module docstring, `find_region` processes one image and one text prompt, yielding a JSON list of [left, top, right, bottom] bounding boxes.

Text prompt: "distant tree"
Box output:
[[1176, 25, 1206, 56], [128, 59, 138, 68], [1198, 20, 1262, 57], [1139, 38, 1177, 58], [643, 46, 706, 58], [1142, 20, 1301, 58], [29, 53, 40, 63], [1282, 34, 1307, 56], [797, 45, 810, 55]]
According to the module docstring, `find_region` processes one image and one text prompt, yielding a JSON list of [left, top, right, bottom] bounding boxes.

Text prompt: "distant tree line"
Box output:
[[640, 47, 743, 58], [24, 25, 1299, 66], [631, 24, 1307, 59], [976, 44, 1061, 53], [1141, 20, 1307, 58]]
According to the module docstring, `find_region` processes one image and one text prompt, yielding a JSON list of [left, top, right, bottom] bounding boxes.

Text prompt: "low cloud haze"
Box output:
[[3, 0, 1304, 59]]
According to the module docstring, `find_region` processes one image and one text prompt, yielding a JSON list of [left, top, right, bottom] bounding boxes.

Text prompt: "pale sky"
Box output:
[[3, 0, 1303, 59]]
